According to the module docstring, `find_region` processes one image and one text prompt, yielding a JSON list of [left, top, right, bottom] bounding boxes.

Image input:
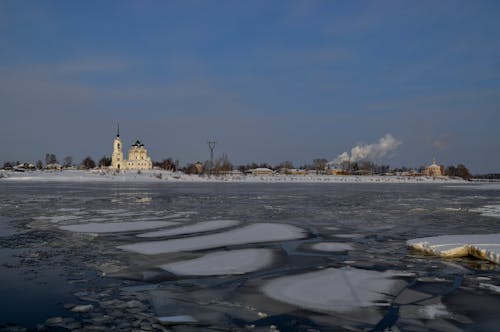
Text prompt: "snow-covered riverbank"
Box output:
[[0, 169, 470, 184]]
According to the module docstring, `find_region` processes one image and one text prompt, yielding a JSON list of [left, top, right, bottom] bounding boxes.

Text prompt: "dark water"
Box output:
[[1, 182, 500, 331]]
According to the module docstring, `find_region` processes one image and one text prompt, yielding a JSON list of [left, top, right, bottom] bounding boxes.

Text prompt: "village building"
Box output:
[[246, 167, 274, 176], [326, 167, 346, 175], [423, 159, 444, 177], [111, 126, 152, 171]]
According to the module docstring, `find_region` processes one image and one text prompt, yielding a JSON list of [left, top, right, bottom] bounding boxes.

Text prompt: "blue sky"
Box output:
[[1, 1, 499, 172]]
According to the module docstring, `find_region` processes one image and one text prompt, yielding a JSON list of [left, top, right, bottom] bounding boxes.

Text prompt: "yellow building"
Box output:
[[246, 168, 273, 175], [126, 140, 153, 170], [423, 159, 443, 177], [111, 127, 152, 171]]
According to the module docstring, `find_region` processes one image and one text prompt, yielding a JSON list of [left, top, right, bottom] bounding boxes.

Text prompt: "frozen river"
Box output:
[[1, 181, 500, 331]]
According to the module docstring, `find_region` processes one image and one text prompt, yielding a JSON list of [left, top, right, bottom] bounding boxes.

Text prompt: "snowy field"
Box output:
[[1, 181, 500, 331], [0, 169, 469, 184]]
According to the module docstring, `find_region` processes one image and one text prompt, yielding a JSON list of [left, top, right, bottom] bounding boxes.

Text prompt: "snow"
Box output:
[[138, 219, 240, 238], [418, 303, 449, 319], [118, 223, 307, 254], [35, 215, 81, 223], [334, 234, 364, 239], [479, 283, 500, 293], [261, 267, 399, 313], [160, 249, 274, 276], [311, 242, 354, 252], [446, 183, 500, 190], [59, 221, 179, 233], [407, 234, 500, 264], [470, 205, 500, 218], [96, 209, 129, 215], [0, 169, 469, 184], [157, 315, 197, 324]]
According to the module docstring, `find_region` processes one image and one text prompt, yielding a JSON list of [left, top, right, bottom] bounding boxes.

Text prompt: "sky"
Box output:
[[1, 0, 499, 173]]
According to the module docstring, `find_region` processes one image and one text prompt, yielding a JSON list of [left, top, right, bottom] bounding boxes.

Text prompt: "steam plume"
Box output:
[[331, 134, 402, 164]]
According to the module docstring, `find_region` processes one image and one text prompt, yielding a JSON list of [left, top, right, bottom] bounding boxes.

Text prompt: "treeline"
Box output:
[[1, 153, 112, 170], [473, 173, 500, 180], [444, 164, 471, 180], [1, 153, 474, 180]]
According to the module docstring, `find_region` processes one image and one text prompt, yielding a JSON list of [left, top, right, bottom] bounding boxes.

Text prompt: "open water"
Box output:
[[1, 181, 500, 331]]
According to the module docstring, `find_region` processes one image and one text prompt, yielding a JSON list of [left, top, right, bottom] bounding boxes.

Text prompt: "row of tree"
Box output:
[[1, 153, 473, 180], [444, 164, 471, 180]]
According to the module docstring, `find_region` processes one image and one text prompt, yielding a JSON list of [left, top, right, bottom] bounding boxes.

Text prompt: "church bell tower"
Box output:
[[111, 124, 125, 170]]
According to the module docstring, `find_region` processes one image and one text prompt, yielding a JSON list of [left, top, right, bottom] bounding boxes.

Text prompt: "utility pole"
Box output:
[[207, 140, 217, 175]]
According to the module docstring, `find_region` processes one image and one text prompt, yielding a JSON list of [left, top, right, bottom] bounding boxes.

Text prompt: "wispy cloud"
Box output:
[[432, 133, 455, 150]]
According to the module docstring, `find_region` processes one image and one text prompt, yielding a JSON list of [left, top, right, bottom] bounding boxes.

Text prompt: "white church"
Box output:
[[111, 126, 152, 171]]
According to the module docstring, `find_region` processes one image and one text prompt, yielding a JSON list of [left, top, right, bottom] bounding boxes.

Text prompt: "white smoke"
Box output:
[[331, 134, 402, 164]]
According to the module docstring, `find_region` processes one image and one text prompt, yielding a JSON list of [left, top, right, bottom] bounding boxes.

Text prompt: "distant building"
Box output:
[[423, 159, 444, 177], [326, 166, 346, 175], [111, 126, 152, 171], [45, 163, 62, 170], [246, 168, 273, 175], [194, 162, 204, 174], [278, 168, 307, 175]]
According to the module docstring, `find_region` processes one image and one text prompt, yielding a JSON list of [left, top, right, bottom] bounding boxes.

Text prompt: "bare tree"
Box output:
[[98, 156, 112, 168], [45, 153, 57, 165], [81, 156, 96, 169], [213, 154, 233, 174], [276, 161, 294, 171], [2, 161, 13, 170], [312, 158, 328, 174], [63, 156, 73, 168]]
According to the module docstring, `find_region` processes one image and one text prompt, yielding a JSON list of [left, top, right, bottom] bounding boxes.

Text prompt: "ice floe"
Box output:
[[334, 233, 364, 239], [479, 283, 500, 294], [96, 209, 130, 215], [418, 303, 449, 319], [160, 249, 274, 276], [310, 242, 354, 252], [59, 221, 179, 233], [407, 234, 500, 264], [157, 315, 197, 324], [446, 183, 500, 191], [35, 215, 81, 223], [470, 204, 500, 218], [261, 267, 400, 313], [138, 220, 240, 238], [119, 223, 306, 254]]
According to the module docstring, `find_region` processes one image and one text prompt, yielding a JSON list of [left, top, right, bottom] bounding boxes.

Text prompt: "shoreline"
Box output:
[[0, 169, 471, 184]]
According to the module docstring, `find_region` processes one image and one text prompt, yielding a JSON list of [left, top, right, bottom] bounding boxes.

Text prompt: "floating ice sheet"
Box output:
[[446, 183, 500, 191], [119, 223, 306, 254], [418, 303, 450, 319], [157, 315, 197, 323], [261, 267, 399, 313], [160, 248, 274, 276], [479, 283, 500, 293], [470, 205, 500, 218], [407, 234, 500, 264], [35, 215, 81, 223], [335, 234, 363, 239], [96, 209, 129, 215], [60, 221, 178, 233], [138, 220, 240, 238], [311, 242, 354, 252]]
